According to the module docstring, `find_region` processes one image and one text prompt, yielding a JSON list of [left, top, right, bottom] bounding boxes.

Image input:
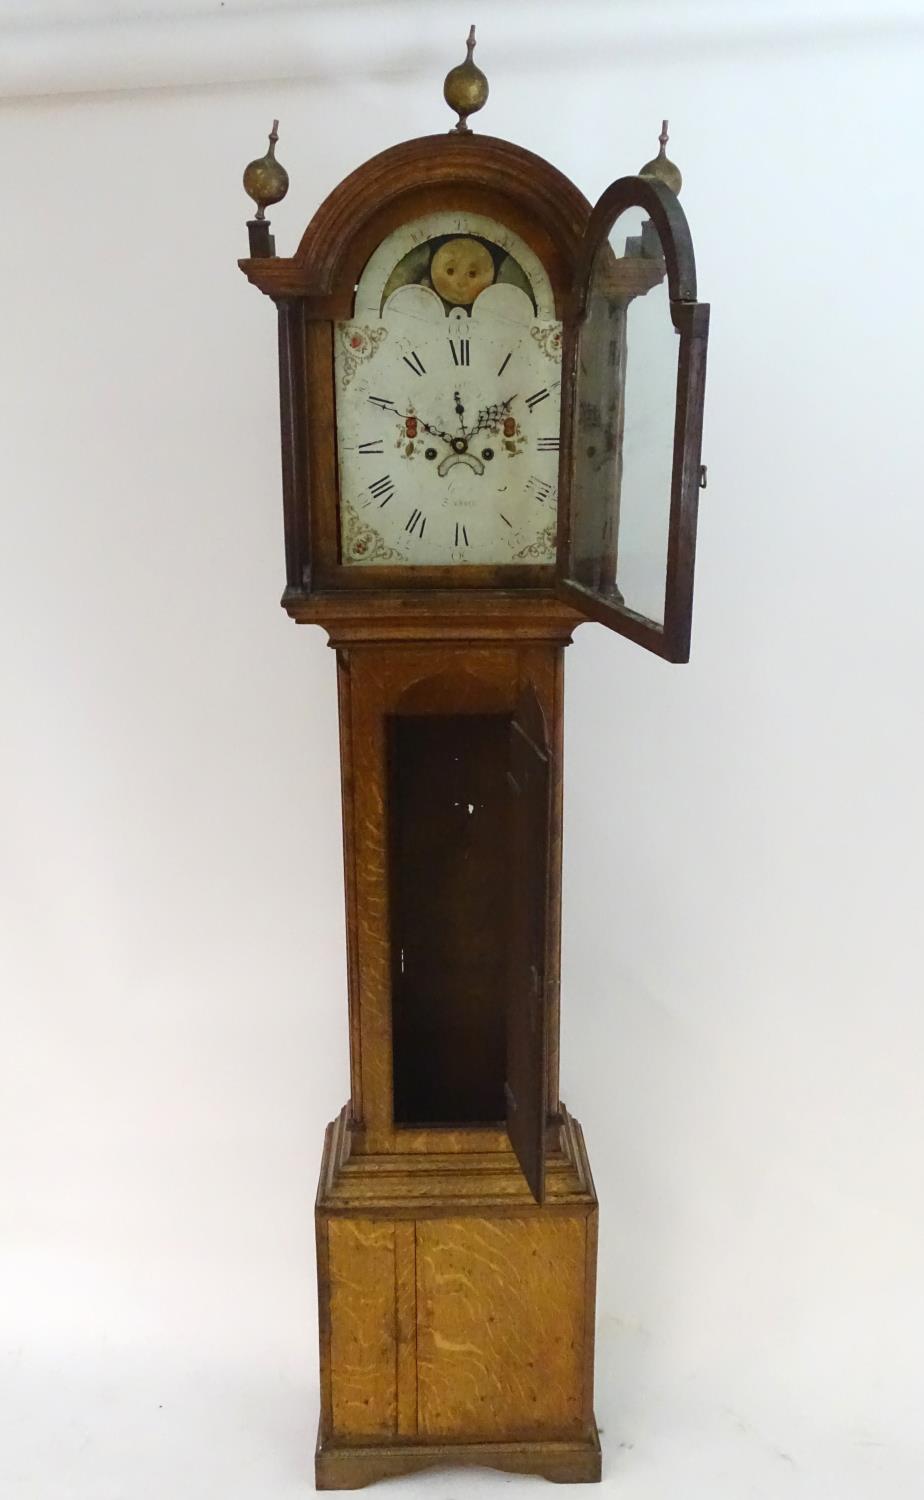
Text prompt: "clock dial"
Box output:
[[335, 214, 562, 567]]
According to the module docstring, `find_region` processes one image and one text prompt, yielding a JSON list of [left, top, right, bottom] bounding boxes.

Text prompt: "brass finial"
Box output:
[[444, 25, 489, 134], [243, 119, 289, 220], [639, 120, 683, 195]]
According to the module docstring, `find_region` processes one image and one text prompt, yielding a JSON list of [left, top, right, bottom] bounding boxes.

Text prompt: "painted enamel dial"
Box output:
[[335, 212, 563, 566]]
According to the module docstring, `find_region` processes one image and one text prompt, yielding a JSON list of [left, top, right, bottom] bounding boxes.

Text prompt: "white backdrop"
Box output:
[[2, 4, 923, 1497]]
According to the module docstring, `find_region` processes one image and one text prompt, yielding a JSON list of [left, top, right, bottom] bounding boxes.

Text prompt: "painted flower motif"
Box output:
[[405, 417, 418, 438], [503, 416, 517, 438], [512, 522, 557, 561], [530, 325, 563, 361], [342, 503, 403, 565], [339, 324, 388, 387]]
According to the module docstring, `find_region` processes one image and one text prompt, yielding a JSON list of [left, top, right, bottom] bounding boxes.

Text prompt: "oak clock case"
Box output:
[[239, 52, 709, 1491]]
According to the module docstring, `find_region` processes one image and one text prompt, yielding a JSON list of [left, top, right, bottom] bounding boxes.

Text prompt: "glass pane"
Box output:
[[570, 205, 679, 625]]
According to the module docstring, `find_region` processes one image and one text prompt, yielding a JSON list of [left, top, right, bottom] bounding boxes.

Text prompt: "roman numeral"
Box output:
[[367, 394, 396, 412], [449, 338, 470, 367], [357, 439, 384, 455], [537, 436, 559, 451], [405, 508, 426, 538], [402, 350, 426, 377], [527, 475, 554, 503], [368, 474, 395, 506], [499, 513, 513, 528], [454, 523, 470, 547], [497, 351, 512, 377], [525, 388, 550, 412]]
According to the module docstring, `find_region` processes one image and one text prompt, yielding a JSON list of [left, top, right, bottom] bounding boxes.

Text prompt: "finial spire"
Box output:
[[243, 119, 289, 222], [639, 119, 683, 195], [443, 25, 489, 134]]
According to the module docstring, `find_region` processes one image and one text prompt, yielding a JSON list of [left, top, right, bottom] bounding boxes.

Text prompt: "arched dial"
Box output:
[[335, 214, 563, 567]]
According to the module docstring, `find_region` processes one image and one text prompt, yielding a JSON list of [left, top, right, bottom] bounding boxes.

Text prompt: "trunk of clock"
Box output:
[[313, 632, 599, 1487], [333, 640, 565, 1162]]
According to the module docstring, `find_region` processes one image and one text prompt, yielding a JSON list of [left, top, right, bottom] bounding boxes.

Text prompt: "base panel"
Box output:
[[315, 1104, 599, 1488], [316, 1420, 602, 1489]]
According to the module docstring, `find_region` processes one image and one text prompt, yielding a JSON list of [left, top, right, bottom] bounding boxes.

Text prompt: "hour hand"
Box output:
[[396, 409, 455, 444], [420, 419, 457, 444]]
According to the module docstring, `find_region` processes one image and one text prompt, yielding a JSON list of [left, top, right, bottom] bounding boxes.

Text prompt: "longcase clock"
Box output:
[[239, 32, 709, 1490]]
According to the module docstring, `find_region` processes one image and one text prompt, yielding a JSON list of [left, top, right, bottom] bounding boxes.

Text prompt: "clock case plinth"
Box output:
[[240, 127, 708, 1489], [315, 1103, 600, 1489]]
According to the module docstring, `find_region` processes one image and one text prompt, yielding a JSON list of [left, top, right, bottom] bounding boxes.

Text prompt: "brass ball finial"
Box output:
[[444, 25, 489, 134], [639, 120, 683, 195], [243, 119, 289, 220]]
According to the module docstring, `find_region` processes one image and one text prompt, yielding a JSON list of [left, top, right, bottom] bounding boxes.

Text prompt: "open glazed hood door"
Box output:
[[557, 175, 710, 663]]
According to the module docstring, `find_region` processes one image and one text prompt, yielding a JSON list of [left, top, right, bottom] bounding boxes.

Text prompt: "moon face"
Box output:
[[430, 237, 495, 305]]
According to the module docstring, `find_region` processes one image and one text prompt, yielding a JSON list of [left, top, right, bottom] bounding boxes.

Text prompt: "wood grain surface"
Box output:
[[416, 1215, 587, 1440], [394, 1222, 418, 1438], [327, 1219, 396, 1438], [315, 1425, 602, 1489], [317, 1105, 599, 1480]]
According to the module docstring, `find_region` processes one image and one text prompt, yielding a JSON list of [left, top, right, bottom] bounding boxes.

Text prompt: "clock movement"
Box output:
[[239, 29, 709, 1489]]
